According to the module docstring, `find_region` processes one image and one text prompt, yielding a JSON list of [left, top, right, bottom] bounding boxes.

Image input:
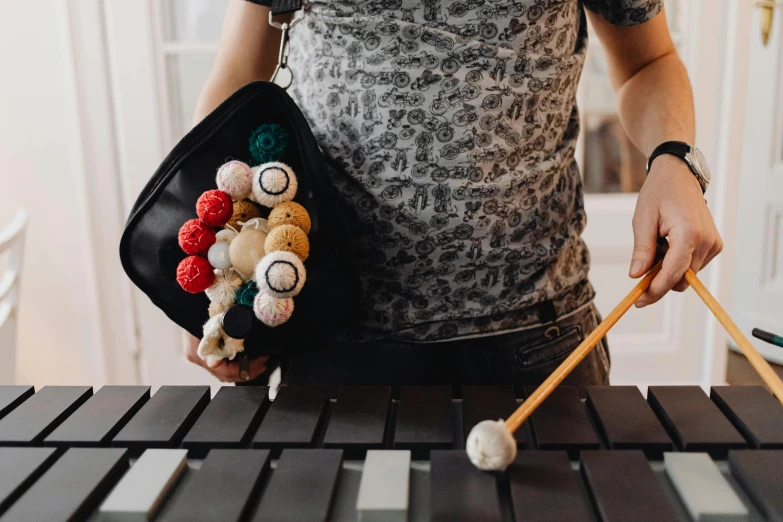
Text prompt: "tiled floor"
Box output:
[[726, 350, 783, 386]]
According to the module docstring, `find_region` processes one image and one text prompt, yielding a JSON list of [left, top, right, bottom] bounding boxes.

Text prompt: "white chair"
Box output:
[[0, 210, 28, 384]]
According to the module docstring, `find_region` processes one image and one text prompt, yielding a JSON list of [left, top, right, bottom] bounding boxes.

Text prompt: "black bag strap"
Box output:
[[247, 0, 303, 16]]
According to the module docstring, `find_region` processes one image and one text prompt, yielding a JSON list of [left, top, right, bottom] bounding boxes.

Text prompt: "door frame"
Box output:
[[694, 0, 754, 385], [63, 0, 141, 385]]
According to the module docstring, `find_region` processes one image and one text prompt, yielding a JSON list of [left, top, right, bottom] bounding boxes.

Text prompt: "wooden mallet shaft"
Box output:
[[504, 259, 663, 433], [683, 268, 783, 404]]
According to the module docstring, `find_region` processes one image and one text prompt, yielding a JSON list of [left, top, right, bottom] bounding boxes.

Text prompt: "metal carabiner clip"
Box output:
[[269, 8, 304, 90]]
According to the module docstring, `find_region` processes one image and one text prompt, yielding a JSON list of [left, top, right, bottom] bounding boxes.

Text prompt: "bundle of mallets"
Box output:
[[174, 124, 311, 365]]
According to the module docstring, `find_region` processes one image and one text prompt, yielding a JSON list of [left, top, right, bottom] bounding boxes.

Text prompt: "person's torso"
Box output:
[[287, 0, 594, 341]]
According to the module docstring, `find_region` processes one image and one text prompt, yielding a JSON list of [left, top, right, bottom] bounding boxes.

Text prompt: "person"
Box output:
[[184, 0, 722, 395]]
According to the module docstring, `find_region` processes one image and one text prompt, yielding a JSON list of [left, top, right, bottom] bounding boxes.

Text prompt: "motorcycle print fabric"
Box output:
[[285, 0, 663, 342]]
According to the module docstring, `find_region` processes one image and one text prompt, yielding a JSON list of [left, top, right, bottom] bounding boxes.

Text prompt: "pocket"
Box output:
[[514, 324, 583, 369]]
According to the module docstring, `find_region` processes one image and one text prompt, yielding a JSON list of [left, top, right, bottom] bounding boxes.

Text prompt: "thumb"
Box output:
[[630, 212, 659, 278], [206, 355, 223, 369]]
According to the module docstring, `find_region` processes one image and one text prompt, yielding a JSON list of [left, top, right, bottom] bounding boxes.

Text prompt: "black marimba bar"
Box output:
[[252, 385, 329, 455], [647, 385, 748, 458], [586, 385, 673, 458], [182, 386, 270, 458]]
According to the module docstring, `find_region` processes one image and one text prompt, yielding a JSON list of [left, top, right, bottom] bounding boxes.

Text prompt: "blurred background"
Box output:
[[0, 0, 780, 391]]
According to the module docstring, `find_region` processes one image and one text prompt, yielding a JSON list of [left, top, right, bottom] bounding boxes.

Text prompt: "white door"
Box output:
[[101, 0, 743, 388], [732, 3, 783, 365]]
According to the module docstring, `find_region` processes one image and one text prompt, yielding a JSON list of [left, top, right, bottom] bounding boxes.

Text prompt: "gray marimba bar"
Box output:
[[664, 452, 748, 521], [99, 449, 187, 521], [356, 450, 410, 522]]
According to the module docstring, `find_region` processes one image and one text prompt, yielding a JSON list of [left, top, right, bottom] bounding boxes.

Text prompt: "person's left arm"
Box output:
[[586, 9, 723, 307]]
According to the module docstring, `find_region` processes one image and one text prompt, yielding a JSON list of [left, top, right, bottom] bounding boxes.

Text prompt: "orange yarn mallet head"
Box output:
[[264, 224, 310, 261], [268, 201, 312, 234], [226, 200, 263, 230]]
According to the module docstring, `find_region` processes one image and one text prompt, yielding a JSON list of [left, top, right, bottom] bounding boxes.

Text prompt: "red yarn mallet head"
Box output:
[[196, 190, 233, 227], [178, 219, 216, 256], [176, 255, 215, 293]]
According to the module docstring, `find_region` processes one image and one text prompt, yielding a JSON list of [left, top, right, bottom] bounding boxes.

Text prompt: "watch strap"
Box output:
[[646, 141, 691, 173]]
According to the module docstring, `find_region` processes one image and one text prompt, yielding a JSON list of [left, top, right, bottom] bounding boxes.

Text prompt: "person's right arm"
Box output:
[[192, 0, 286, 125], [184, 0, 285, 382]]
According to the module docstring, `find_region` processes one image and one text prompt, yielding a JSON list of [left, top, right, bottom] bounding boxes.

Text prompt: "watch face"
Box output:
[[691, 147, 711, 184]]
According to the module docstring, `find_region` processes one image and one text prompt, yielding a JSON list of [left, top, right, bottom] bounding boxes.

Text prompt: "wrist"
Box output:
[[646, 141, 710, 193], [646, 155, 702, 190]]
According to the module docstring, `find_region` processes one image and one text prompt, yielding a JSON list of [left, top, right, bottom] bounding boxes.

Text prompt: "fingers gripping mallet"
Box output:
[[466, 258, 664, 470]]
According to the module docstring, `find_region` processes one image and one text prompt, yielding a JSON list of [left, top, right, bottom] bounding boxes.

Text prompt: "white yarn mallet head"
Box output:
[[216, 160, 253, 201], [466, 419, 517, 471], [204, 269, 242, 305], [215, 228, 238, 243], [253, 293, 294, 327], [254, 250, 306, 299], [464, 261, 667, 471], [197, 315, 244, 361], [251, 162, 298, 208]]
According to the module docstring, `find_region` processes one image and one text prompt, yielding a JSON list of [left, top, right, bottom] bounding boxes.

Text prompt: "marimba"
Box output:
[[0, 384, 782, 521]]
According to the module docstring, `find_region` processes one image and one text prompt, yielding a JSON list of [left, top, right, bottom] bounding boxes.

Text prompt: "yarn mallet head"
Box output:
[[466, 419, 517, 470], [466, 249, 669, 471]]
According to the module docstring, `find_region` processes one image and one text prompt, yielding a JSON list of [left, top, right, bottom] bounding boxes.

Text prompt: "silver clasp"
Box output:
[[269, 9, 304, 89]]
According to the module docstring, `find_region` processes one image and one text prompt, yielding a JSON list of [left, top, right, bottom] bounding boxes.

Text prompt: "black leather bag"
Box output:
[[120, 81, 360, 356]]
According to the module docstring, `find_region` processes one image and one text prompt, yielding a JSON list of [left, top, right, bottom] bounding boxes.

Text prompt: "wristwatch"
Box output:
[[646, 141, 711, 193]]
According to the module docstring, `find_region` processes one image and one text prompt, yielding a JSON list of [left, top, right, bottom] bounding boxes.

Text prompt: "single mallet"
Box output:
[[466, 258, 663, 471], [683, 268, 783, 403]]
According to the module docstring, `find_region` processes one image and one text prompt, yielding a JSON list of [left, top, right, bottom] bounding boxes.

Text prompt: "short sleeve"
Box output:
[[247, 0, 303, 13], [583, 0, 664, 26]]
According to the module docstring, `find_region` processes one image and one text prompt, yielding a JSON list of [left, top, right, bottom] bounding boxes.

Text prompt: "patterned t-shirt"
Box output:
[[284, 0, 663, 341]]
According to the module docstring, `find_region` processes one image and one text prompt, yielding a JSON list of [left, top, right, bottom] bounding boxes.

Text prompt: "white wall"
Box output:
[[0, 1, 103, 386]]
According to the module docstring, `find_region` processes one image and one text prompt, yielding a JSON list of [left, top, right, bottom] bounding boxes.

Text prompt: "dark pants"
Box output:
[[249, 303, 610, 399]]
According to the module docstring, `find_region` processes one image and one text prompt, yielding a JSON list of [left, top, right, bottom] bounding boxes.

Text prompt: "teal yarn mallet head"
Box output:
[[249, 123, 288, 165], [235, 280, 260, 308]]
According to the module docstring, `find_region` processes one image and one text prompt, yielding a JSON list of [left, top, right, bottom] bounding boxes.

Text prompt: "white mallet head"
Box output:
[[466, 419, 518, 471]]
